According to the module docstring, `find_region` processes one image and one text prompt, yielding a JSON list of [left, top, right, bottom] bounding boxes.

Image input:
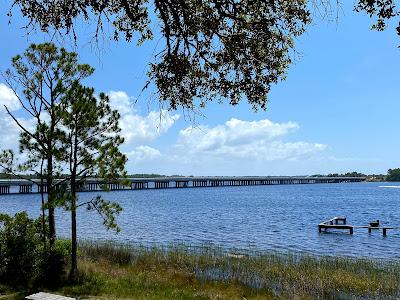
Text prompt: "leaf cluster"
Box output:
[[2, 43, 94, 177], [0, 212, 69, 288], [355, 0, 400, 36], [60, 83, 127, 182], [1, 43, 127, 235], [86, 195, 123, 232], [386, 168, 400, 181], [10, 0, 311, 111]]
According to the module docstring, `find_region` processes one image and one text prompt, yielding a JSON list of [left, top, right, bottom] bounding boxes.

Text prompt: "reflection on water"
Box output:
[[0, 182, 399, 259]]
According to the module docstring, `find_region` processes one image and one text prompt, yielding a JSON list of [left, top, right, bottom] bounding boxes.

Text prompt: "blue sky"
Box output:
[[0, 2, 399, 176]]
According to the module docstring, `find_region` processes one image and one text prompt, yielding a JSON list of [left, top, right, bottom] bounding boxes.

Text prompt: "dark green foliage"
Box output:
[[36, 240, 71, 287], [127, 173, 168, 178], [86, 196, 123, 233], [59, 81, 127, 278], [343, 171, 366, 177], [1, 43, 95, 246], [0, 212, 40, 287], [7, 1, 400, 112], [355, 0, 400, 36], [61, 84, 127, 183], [327, 172, 366, 177], [386, 168, 400, 181], [2, 43, 126, 281], [9, 1, 311, 111], [0, 212, 69, 288]]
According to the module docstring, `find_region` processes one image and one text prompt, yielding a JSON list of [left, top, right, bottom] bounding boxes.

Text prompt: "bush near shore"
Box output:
[[2, 241, 400, 299]]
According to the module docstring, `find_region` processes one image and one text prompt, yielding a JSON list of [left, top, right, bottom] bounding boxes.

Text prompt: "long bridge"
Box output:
[[0, 176, 365, 195]]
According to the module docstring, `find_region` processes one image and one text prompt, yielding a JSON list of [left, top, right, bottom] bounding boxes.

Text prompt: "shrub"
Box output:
[[0, 212, 69, 288], [36, 240, 71, 287], [0, 212, 41, 286]]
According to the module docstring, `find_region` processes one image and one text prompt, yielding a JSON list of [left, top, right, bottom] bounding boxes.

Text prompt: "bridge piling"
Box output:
[[19, 184, 32, 194], [0, 185, 10, 194], [0, 176, 366, 194]]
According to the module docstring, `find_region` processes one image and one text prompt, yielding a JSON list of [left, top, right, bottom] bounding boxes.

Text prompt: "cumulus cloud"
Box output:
[[107, 91, 180, 145], [175, 118, 326, 161], [0, 85, 328, 175], [120, 111, 179, 144], [108, 91, 134, 115], [126, 145, 161, 163], [0, 83, 20, 111], [0, 84, 26, 151]]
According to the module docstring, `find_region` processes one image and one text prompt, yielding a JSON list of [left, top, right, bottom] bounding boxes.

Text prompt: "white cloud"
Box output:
[[0, 84, 25, 151], [126, 145, 161, 163], [0, 118, 21, 151], [107, 91, 180, 145], [108, 91, 134, 115], [120, 111, 179, 144], [117, 117, 328, 175], [0, 83, 21, 111], [0, 85, 329, 175], [175, 118, 326, 161]]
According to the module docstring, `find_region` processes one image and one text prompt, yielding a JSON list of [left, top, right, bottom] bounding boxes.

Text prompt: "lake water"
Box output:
[[1, 182, 399, 259]]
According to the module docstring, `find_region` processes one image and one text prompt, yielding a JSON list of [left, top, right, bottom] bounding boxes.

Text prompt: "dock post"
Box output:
[[383, 228, 387, 237], [368, 227, 372, 233], [349, 227, 354, 234]]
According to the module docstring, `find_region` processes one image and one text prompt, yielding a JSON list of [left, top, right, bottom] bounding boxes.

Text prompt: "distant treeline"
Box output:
[[0, 173, 41, 179], [126, 174, 186, 178], [311, 172, 366, 178], [0, 173, 186, 180], [386, 169, 400, 182], [311, 171, 397, 182]]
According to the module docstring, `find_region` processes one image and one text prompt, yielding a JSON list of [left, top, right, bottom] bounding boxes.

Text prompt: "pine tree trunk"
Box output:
[[69, 131, 79, 281], [47, 154, 56, 247], [70, 198, 77, 280]]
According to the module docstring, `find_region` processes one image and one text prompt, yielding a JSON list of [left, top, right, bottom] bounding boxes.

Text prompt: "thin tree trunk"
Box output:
[[69, 127, 79, 280], [70, 195, 77, 280], [47, 153, 56, 247], [40, 159, 47, 253]]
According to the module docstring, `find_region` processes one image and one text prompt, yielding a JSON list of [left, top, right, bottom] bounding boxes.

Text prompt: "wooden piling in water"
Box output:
[[319, 217, 396, 236]]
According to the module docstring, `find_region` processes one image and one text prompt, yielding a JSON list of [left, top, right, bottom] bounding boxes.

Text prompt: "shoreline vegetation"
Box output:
[[2, 241, 400, 299]]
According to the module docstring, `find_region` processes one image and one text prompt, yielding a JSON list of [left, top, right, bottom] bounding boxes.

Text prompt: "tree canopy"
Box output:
[[8, 1, 400, 112], [355, 0, 400, 36], [9, 0, 311, 111], [1, 43, 127, 279], [1, 43, 94, 246], [386, 168, 400, 181], [60, 82, 126, 278]]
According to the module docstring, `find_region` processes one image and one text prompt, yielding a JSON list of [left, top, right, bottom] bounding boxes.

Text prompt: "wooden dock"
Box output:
[[318, 217, 396, 236]]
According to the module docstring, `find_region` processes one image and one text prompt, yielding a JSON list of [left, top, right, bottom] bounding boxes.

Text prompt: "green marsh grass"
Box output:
[[58, 241, 400, 299], [4, 241, 400, 299]]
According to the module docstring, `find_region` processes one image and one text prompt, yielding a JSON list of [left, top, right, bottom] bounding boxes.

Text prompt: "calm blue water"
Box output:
[[0, 182, 399, 259]]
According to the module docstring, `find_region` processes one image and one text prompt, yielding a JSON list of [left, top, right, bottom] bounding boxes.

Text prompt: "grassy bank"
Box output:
[[2, 242, 400, 299]]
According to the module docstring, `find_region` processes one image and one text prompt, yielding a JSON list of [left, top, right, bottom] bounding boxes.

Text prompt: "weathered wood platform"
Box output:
[[25, 292, 75, 300], [318, 217, 396, 236]]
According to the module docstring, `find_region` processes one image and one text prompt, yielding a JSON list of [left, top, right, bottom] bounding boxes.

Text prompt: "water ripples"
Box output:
[[0, 182, 399, 259]]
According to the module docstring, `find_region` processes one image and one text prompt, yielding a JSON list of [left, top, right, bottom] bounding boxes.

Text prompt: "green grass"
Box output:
[[3, 242, 400, 299]]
